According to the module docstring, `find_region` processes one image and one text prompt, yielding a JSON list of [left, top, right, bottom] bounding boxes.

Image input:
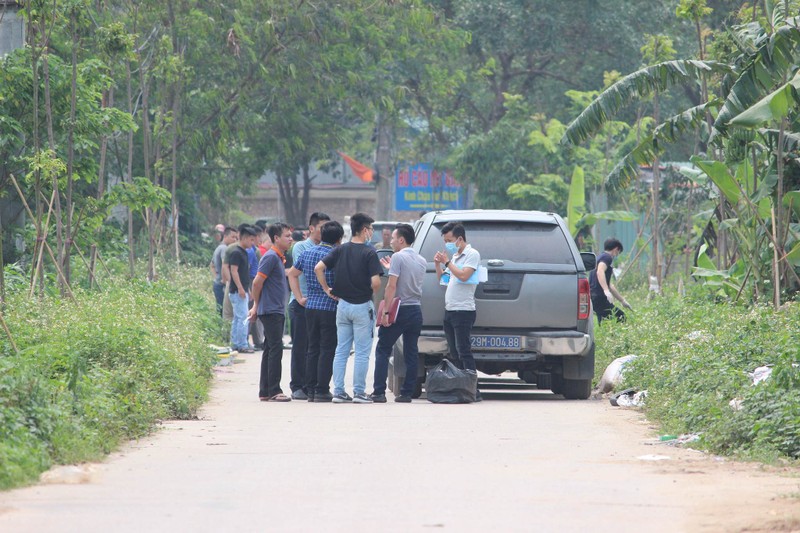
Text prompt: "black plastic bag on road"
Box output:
[[425, 359, 477, 404]]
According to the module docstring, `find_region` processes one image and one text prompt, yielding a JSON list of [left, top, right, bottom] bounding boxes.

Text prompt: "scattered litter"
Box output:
[[685, 330, 707, 341], [637, 454, 671, 461], [211, 345, 237, 367], [729, 398, 744, 411], [610, 388, 647, 408], [749, 365, 772, 385], [596, 355, 637, 394], [40, 465, 96, 485], [659, 433, 701, 446]]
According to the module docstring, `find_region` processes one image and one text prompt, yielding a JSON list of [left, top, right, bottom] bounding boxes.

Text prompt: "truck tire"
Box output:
[[388, 343, 404, 394], [550, 373, 563, 395], [561, 378, 591, 400]]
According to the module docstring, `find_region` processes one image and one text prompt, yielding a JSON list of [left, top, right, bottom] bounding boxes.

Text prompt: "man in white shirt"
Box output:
[[434, 221, 481, 400]]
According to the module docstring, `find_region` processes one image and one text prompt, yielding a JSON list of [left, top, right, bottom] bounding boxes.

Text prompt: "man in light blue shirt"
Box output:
[[287, 212, 331, 400]]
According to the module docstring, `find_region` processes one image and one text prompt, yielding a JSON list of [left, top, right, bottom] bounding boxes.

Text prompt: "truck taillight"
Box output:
[[578, 278, 590, 320]]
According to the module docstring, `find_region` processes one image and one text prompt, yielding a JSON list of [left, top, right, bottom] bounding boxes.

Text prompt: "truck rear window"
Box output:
[[419, 221, 574, 265]]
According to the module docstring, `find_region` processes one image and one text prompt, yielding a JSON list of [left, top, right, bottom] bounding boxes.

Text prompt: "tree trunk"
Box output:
[[126, 59, 135, 278], [64, 11, 79, 287], [138, 53, 155, 281], [41, 19, 66, 295], [29, 8, 44, 296], [375, 114, 392, 220], [651, 90, 661, 291], [0, 211, 4, 305]]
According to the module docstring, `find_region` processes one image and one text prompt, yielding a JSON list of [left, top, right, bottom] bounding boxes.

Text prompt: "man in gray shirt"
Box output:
[[210, 226, 237, 315], [371, 224, 427, 403]]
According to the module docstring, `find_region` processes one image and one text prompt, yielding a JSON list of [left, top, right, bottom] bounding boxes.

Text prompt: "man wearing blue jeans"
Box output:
[[434, 221, 482, 401], [315, 213, 382, 404], [228, 224, 258, 353], [371, 224, 427, 403]]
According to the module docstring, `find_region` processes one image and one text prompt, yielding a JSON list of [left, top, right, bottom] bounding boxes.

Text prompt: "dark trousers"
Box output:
[[258, 313, 285, 398], [305, 307, 338, 394], [213, 282, 225, 316], [592, 295, 626, 324], [373, 305, 423, 397], [289, 299, 309, 392], [443, 310, 476, 372]]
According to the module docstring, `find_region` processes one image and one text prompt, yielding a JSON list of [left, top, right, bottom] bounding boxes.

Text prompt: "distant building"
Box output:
[[0, 2, 24, 57], [239, 158, 423, 226]]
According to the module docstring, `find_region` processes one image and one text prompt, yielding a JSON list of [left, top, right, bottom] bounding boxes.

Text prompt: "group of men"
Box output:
[[210, 212, 482, 404]]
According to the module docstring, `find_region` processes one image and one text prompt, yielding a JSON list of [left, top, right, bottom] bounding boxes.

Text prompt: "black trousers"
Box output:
[[305, 307, 337, 394], [443, 310, 477, 371], [259, 313, 285, 398], [289, 300, 309, 392], [591, 295, 626, 324]]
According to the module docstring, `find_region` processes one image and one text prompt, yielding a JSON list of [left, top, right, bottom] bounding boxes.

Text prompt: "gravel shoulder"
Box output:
[[0, 348, 798, 532]]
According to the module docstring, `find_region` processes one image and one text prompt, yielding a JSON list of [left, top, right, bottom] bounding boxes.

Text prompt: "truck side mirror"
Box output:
[[580, 252, 596, 271]]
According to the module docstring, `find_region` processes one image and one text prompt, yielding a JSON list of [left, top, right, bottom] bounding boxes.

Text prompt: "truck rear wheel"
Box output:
[[561, 378, 591, 400]]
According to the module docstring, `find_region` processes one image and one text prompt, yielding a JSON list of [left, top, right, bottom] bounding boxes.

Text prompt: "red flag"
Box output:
[[339, 152, 374, 183]]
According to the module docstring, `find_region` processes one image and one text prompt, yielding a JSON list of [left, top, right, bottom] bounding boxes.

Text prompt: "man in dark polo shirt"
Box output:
[[249, 222, 293, 402], [314, 213, 382, 404], [228, 224, 258, 352]]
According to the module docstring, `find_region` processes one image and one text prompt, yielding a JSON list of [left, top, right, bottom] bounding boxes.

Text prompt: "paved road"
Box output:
[[0, 346, 797, 532]]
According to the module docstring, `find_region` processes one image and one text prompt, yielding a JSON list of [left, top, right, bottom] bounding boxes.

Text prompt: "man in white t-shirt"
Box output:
[[434, 221, 481, 400]]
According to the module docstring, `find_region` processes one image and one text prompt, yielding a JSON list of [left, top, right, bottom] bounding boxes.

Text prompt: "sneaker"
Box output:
[[291, 390, 308, 401], [313, 392, 334, 403], [370, 393, 387, 403], [306, 392, 315, 402], [332, 392, 353, 403], [353, 393, 373, 404], [394, 395, 412, 403], [239, 346, 255, 354]]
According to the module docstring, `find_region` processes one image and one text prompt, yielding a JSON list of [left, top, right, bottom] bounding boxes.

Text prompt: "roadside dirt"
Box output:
[[0, 350, 797, 532]]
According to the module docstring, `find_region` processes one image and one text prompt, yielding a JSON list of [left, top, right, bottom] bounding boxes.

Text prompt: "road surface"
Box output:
[[0, 346, 797, 532]]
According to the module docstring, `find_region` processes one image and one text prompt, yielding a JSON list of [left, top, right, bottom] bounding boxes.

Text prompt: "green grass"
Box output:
[[0, 267, 219, 489], [594, 284, 800, 462]]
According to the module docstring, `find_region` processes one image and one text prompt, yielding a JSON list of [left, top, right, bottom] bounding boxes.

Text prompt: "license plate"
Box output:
[[470, 335, 522, 349]]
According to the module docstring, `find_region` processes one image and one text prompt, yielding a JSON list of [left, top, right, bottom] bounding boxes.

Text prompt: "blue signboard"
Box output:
[[395, 163, 465, 211]]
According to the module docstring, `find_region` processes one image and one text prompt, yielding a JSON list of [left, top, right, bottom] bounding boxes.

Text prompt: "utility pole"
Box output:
[[375, 114, 392, 220]]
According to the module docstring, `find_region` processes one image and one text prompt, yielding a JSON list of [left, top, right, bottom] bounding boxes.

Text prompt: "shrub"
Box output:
[[594, 286, 800, 461], [0, 268, 217, 489]]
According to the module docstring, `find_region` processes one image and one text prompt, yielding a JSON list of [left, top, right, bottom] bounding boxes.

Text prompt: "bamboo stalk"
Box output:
[[0, 310, 19, 355]]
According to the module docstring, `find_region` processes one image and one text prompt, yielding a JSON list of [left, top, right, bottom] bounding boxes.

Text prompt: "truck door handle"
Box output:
[[483, 285, 510, 294], [488, 259, 504, 266]]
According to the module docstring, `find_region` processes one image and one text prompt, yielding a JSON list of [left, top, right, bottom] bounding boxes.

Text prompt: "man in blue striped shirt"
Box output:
[[287, 212, 331, 400], [287, 221, 344, 402]]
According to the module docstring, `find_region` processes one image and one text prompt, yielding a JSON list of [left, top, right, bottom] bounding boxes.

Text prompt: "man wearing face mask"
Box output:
[[433, 221, 482, 401], [589, 238, 632, 323]]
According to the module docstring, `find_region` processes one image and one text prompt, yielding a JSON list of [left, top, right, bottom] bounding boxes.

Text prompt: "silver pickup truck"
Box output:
[[387, 209, 596, 399]]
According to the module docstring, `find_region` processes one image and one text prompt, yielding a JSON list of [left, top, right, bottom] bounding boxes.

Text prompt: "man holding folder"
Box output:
[[371, 224, 427, 403]]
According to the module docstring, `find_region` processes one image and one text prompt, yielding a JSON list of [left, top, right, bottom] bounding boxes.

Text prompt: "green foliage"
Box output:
[[0, 268, 217, 489], [561, 59, 733, 148], [595, 287, 800, 461]]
